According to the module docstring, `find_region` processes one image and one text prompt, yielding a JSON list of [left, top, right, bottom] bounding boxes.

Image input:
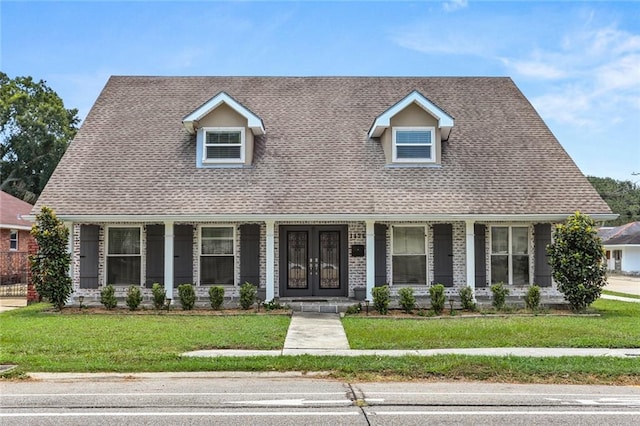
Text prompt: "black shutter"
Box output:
[[145, 225, 164, 288], [534, 224, 552, 287], [174, 225, 193, 286], [240, 224, 260, 286], [79, 225, 100, 289], [474, 224, 487, 287], [433, 224, 454, 287], [374, 224, 387, 286]]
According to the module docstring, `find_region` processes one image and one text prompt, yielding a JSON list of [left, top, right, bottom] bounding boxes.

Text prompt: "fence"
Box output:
[[0, 251, 29, 286]]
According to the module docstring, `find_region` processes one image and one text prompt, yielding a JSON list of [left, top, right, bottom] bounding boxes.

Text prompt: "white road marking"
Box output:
[[573, 398, 640, 406], [0, 411, 361, 418], [226, 399, 352, 406], [3, 391, 344, 397], [367, 410, 640, 416]]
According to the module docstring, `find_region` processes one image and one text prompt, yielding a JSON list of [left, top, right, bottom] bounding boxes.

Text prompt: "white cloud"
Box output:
[[443, 0, 468, 12], [500, 58, 566, 80]]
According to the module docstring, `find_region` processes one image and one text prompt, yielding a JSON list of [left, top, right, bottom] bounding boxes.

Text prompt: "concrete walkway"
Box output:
[[183, 311, 640, 359]]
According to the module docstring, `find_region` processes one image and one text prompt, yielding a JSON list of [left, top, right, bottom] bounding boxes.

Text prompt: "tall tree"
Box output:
[[587, 176, 640, 226], [1, 72, 79, 203]]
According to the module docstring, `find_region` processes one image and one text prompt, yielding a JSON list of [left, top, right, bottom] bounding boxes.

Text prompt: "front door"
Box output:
[[279, 225, 348, 297]]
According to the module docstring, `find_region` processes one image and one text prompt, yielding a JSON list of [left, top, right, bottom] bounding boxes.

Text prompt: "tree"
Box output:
[[29, 206, 72, 310], [587, 176, 640, 226], [1, 73, 79, 203], [546, 212, 607, 312]]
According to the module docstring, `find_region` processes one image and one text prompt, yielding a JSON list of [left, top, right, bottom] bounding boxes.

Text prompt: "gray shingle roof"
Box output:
[[35, 76, 611, 217]]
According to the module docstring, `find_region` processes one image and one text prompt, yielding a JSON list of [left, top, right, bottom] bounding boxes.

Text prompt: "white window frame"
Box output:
[[490, 225, 531, 285], [198, 225, 236, 286], [202, 127, 245, 163], [9, 230, 18, 251], [390, 225, 428, 286], [392, 126, 435, 163], [105, 225, 143, 286]]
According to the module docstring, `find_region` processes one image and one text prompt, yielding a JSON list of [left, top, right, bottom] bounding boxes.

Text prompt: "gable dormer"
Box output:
[[369, 91, 454, 166], [183, 92, 265, 167]]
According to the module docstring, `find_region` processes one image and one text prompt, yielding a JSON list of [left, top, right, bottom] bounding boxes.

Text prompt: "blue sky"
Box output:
[[2, 0, 639, 180]]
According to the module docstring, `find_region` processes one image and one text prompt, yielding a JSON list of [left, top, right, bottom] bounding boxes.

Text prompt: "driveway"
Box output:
[[606, 275, 640, 296]]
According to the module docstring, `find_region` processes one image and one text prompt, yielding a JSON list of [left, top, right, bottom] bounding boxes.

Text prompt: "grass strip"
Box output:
[[602, 289, 640, 300]]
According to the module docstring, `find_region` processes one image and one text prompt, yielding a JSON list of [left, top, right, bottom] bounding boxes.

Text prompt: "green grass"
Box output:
[[602, 289, 640, 299], [342, 299, 640, 349]]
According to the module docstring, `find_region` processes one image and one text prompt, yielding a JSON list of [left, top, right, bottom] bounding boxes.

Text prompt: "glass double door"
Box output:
[[279, 225, 347, 297]]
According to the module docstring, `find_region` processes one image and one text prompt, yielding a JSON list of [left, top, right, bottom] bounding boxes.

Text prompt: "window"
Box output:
[[393, 127, 435, 162], [200, 227, 235, 285], [203, 127, 245, 162], [9, 230, 18, 251], [107, 227, 141, 285], [491, 226, 529, 285], [392, 226, 427, 285]]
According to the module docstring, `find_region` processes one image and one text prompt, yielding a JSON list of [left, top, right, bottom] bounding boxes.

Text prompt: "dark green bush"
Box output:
[[178, 283, 196, 310], [125, 285, 142, 311], [100, 284, 117, 310], [398, 287, 415, 314], [345, 303, 362, 315], [151, 283, 165, 310], [525, 285, 541, 311], [429, 284, 446, 315], [263, 299, 288, 311], [490, 282, 509, 310], [239, 282, 257, 310], [372, 285, 390, 315], [458, 285, 476, 311], [208, 286, 225, 310]]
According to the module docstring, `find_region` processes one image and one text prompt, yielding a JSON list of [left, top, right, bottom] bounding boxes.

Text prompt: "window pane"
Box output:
[[397, 145, 431, 159], [513, 255, 530, 285], [512, 227, 529, 254], [107, 256, 141, 285], [200, 256, 234, 285], [202, 228, 233, 239], [491, 255, 508, 284], [491, 227, 508, 254], [393, 227, 425, 254], [207, 131, 241, 144], [393, 255, 427, 285], [108, 228, 140, 255], [202, 239, 233, 255], [206, 146, 241, 159], [396, 131, 431, 144]]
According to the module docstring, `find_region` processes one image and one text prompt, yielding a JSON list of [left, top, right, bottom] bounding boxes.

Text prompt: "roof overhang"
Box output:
[[182, 91, 265, 136], [0, 223, 32, 231], [368, 90, 454, 139], [36, 213, 619, 224]]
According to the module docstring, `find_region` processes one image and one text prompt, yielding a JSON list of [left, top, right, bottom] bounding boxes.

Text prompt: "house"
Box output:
[[32, 77, 615, 305], [1, 191, 34, 285], [599, 222, 640, 274]]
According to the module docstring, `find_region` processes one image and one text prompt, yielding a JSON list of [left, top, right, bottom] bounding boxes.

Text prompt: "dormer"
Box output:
[[183, 92, 265, 167], [368, 91, 454, 166]]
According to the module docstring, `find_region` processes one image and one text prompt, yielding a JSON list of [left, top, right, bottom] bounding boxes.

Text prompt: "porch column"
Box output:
[[366, 220, 375, 301], [465, 219, 476, 300], [164, 221, 174, 299], [64, 221, 73, 281], [265, 220, 275, 302]]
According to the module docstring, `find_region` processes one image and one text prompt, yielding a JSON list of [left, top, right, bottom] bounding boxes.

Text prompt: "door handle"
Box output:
[[310, 258, 318, 275]]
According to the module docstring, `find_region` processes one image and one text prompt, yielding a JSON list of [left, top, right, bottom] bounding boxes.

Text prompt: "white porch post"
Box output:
[[265, 220, 275, 302], [164, 221, 174, 299], [465, 220, 476, 300], [366, 220, 375, 301]]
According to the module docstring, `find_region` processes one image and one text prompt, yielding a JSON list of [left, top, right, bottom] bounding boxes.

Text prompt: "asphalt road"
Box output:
[[1, 373, 639, 425]]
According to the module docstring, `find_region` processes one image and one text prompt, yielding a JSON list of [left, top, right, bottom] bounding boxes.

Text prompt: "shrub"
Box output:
[[239, 282, 257, 310], [209, 286, 225, 310], [29, 206, 72, 310], [263, 299, 288, 311], [125, 285, 142, 311], [429, 284, 446, 315], [151, 283, 165, 310], [525, 285, 541, 312], [547, 212, 607, 312], [178, 283, 196, 310], [345, 303, 362, 315], [458, 286, 476, 311], [490, 282, 509, 310], [372, 285, 390, 315], [398, 287, 415, 314], [100, 284, 117, 310]]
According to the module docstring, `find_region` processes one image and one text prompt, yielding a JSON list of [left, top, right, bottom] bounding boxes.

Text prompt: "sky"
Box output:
[[1, 0, 639, 181]]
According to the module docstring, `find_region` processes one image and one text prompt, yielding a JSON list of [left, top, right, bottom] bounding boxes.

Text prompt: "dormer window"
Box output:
[[393, 127, 435, 162], [203, 127, 245, 163]]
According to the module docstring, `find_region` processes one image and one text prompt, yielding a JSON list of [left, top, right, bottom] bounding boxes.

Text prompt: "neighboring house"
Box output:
[[0, 191, 34, 285], [599, 222, 640, 274], [33, 77, 615, 304]]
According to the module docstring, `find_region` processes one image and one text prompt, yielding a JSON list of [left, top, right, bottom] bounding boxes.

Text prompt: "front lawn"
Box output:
[[342, 299, 640, 349]]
